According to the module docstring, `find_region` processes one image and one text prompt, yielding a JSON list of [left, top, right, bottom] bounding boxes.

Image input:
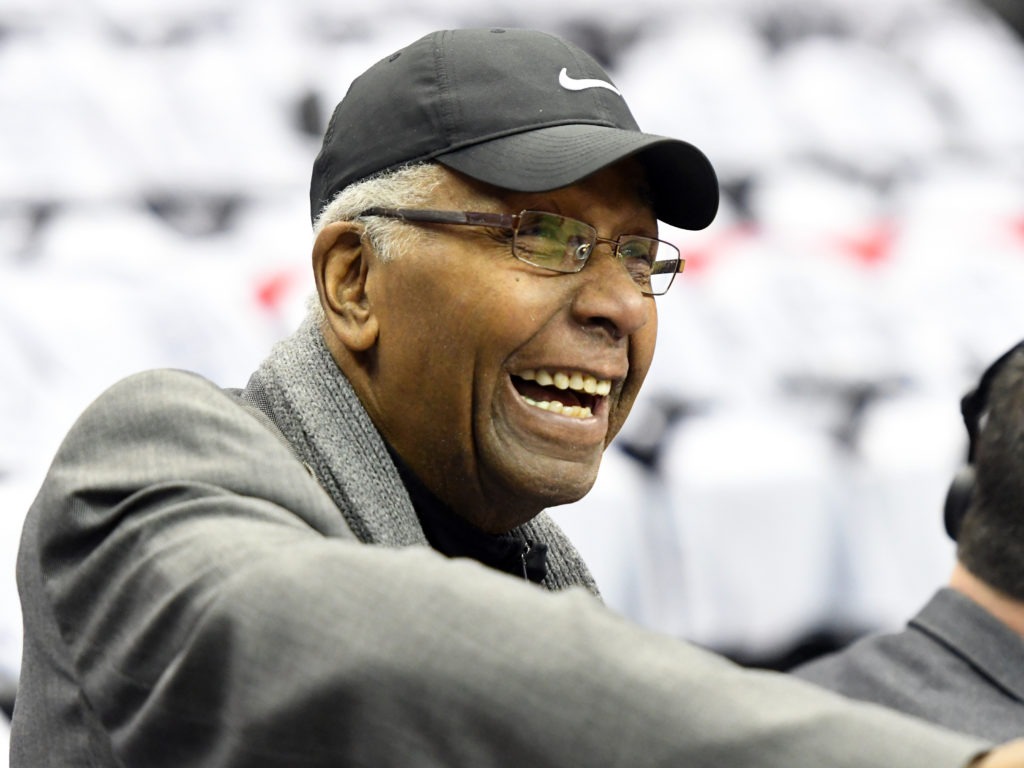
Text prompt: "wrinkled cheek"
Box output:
[[483, 385, 518, 457], [606, 381, 647, 447], [613, 324, 657, 438]]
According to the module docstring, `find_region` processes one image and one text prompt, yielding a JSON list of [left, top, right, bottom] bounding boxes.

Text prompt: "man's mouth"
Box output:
[[510, 368, 612, 420]]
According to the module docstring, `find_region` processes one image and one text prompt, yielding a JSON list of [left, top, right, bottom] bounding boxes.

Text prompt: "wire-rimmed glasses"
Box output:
[[356, 207, 684, 296]]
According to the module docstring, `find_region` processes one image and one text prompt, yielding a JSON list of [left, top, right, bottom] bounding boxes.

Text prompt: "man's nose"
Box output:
[[570, 240, 653, 341]]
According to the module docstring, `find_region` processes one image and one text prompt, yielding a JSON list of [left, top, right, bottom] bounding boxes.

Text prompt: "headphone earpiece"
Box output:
[[943, 339, 1024, 542], [943, 464, 975, 541]]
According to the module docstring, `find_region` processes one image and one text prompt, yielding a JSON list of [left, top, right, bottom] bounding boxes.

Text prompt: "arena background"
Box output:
[[3, 0, 1024, 751]]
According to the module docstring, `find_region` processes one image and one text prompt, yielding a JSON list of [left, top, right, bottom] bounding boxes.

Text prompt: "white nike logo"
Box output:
[[558, 68, 622, 96]]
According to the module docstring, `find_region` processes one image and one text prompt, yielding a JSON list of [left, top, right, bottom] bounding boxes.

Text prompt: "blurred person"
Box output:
[[10, 27, 1024, 767], [0, 668, 11, 721], [795, 339, 1024, 741]]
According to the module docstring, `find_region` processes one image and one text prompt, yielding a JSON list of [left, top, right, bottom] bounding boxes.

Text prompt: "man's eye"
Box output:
[[485, 228, 516, 245], [618, 240, 655, 265]]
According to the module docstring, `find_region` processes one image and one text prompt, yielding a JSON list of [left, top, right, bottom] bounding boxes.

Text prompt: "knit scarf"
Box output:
[[242, 310, 599, 595]]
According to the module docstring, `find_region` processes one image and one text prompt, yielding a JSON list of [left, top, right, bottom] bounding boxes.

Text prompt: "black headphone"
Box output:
[[944, 340, 1024, 540]]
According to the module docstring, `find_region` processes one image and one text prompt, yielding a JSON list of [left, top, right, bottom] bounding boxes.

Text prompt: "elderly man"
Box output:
[[795, 340, 1024, 741], [10, 27, 1024, 767]]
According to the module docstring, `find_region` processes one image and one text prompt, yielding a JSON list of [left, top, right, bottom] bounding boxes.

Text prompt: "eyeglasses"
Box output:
[[356, 207, 684, 296]]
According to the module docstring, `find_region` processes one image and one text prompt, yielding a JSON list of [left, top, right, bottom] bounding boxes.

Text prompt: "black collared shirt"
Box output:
[[389, 451, 549, 584]]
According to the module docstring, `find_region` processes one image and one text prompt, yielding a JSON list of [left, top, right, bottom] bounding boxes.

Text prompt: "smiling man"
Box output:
[[317, 162, 662, 540], [11, 27, 1024, 768]]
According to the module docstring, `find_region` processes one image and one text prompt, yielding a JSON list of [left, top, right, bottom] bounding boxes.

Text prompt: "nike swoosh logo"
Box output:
[[558, 68, 622, 96]]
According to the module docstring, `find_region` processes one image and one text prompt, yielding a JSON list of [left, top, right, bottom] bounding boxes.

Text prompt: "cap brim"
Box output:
[[436, 124, 718, 230]]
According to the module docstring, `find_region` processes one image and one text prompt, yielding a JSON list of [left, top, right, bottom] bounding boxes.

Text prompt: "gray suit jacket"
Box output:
[[794, 587, 1024, 742], [12, 369, 990, 767]]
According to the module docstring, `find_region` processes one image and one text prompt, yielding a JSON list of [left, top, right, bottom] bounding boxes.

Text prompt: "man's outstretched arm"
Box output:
[[13, 370, 997, 767]]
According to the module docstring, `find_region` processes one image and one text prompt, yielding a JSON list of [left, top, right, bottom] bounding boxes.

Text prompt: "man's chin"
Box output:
[[490, 454, 602, 516]]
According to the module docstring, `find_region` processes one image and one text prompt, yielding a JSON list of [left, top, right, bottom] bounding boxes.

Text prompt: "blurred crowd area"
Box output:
[[3, 0, 1024, 702]]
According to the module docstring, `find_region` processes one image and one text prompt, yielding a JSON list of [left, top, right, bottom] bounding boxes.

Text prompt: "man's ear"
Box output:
[[313, 221, 380, 352]]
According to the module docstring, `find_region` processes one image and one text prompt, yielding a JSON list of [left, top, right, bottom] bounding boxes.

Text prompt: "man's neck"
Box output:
[[949, 561, 1024, 638]]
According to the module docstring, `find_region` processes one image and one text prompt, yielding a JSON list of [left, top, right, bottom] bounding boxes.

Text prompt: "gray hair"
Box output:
[[313, 162, 448, 262]]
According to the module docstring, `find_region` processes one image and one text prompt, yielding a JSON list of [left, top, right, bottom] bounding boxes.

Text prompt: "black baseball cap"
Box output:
[[310, 28, 718, 230]]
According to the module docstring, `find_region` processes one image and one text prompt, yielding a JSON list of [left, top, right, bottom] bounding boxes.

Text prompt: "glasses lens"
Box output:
[[514, 212, 594, 273], [618, 237, 681, 296]]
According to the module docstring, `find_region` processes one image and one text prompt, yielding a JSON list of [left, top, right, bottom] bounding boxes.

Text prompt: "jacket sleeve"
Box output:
[[18, 369, 991, 768]]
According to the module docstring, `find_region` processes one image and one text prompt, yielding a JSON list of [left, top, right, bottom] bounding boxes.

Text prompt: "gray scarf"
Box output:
[[242, 310, 599, 595]]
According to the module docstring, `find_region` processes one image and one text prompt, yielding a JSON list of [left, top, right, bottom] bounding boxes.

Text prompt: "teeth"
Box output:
[[522, 396, 593, 420], [518, 369, 612, 396], [516, 368, 611, 420]]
